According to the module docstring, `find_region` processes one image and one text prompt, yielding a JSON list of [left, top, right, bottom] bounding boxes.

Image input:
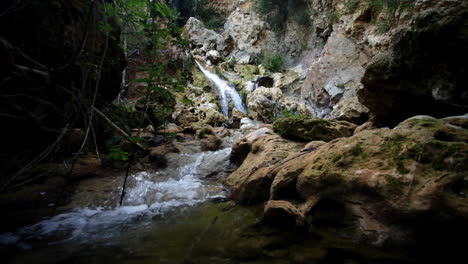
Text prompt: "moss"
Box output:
[[396, 160, 410, 174], [349, 143, 363, 156], [385, 175, 405, 195], [198, 127, 213, 139]]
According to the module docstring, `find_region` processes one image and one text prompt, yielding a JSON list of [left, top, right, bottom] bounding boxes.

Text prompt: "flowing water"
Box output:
[[0, 129, 414, 264], [195, 61, 247, 116]]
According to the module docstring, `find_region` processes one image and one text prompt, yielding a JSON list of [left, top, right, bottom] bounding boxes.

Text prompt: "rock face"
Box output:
[[226, 114, 468, 245], [358, 0, 468, 126], [223, 9, 273, 63], [302, 30, 370, 117], [273, 117, 357, 142]]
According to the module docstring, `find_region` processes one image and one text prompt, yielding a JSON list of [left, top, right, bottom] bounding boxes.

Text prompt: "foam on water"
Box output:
[[195, 61, 247, 116], [0, 145, 236, 247]]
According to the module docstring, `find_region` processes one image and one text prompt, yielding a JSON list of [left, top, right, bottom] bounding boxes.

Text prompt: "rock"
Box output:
[[239, 117, 262, 131], [273, 117, 357, 142], [248, 87, 283, 123], [206, 50, 221, 64], [198, 106, 228, 126], [301, 30, 370, 118], [230, 127, 272, 165], [263, 200, 305, 227], [182, 18, 225, 55], [358, 1, 468, 126], [330, 96, 369, 124], [157, 123, 183, 134], [302, 141, 327, 151], [173, 107, 199, 127], [200, 134, 223, 151], [227, 115, 468, 244], [224, 9, 274, 63], [225, 132, 304, 203], [148, 135, 166, 147], [149, 143, 180, 168], [354, 121, 375, 135], [212, 127, 231, 138], [231, 108, 249, 129]]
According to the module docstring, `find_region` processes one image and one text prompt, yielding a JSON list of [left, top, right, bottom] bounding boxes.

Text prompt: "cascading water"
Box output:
[[0, 132, 244, 250], [195, 61, 247, 116]]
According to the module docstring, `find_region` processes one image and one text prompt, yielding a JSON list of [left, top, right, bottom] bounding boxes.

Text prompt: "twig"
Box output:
[[93, 107, 145, 151], [119, 160, 132, 206]]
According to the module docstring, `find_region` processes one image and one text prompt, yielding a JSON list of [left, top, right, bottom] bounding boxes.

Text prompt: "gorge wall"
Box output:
[[178, 0, 468, 126]]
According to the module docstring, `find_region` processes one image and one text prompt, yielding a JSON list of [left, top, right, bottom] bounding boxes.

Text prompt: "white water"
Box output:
[[0, 133, 244, 247], [195, 61, 247, 116]]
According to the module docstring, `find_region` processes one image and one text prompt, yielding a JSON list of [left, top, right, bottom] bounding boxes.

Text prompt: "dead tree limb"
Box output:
[[92, 106, 145, 151]]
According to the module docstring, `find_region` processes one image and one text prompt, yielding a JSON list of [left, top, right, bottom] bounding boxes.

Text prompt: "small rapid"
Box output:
[[195, 61, 247, 116], [0, 131, 244, 249]]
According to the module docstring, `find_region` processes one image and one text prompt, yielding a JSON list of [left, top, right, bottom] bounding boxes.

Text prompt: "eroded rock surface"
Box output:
[[227, 115, 468, 245], [273, 117, 357, 142]]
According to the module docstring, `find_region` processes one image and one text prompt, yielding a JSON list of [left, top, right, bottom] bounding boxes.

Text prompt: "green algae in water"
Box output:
[[4, 201, 414, 264]]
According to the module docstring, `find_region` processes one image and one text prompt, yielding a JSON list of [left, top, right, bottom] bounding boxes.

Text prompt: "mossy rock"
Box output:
[[273, 117, 357, 142]]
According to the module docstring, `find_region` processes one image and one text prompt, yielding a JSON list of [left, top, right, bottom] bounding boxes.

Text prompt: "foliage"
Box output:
[[363, 0, 415, 24], [327, 11, 339, 24], [344, 0, 360, 14], [175, 0, 226, 30], [108, 147, 129, 161], [279, 108, 303, 119], [265, 53, 286, 73], [255, 0, 312, 32]]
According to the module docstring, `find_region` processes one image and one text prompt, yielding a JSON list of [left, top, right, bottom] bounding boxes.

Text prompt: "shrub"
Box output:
[[265, 53, 286, 72]]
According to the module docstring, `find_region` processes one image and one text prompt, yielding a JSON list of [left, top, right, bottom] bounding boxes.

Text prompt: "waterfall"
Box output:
[[195, 61, 247, 116]]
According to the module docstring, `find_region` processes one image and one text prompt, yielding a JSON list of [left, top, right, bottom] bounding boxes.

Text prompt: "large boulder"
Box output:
[[223, 9, 274, 63], [330, 96, 369, 124], [182, 17, 224, 53], [247, 87, 284, 123], [358, 0, 468, 126], [227, 114, 468, 245], [273, 117, 358, 142], [225, 128, 305, 203]]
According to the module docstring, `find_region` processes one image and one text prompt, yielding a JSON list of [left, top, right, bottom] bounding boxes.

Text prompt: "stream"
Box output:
[[0, 129, 414, 264]]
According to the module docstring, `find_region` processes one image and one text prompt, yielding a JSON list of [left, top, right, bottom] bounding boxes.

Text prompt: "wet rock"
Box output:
[[273, 117, 357, 142], [206, 50, 221, 65], [200, 134, 223, 151], [149, 143, 180, 168], [263, 200, 305, 227], [212, 127, 231, 138], [230, 108, 249, 129]]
